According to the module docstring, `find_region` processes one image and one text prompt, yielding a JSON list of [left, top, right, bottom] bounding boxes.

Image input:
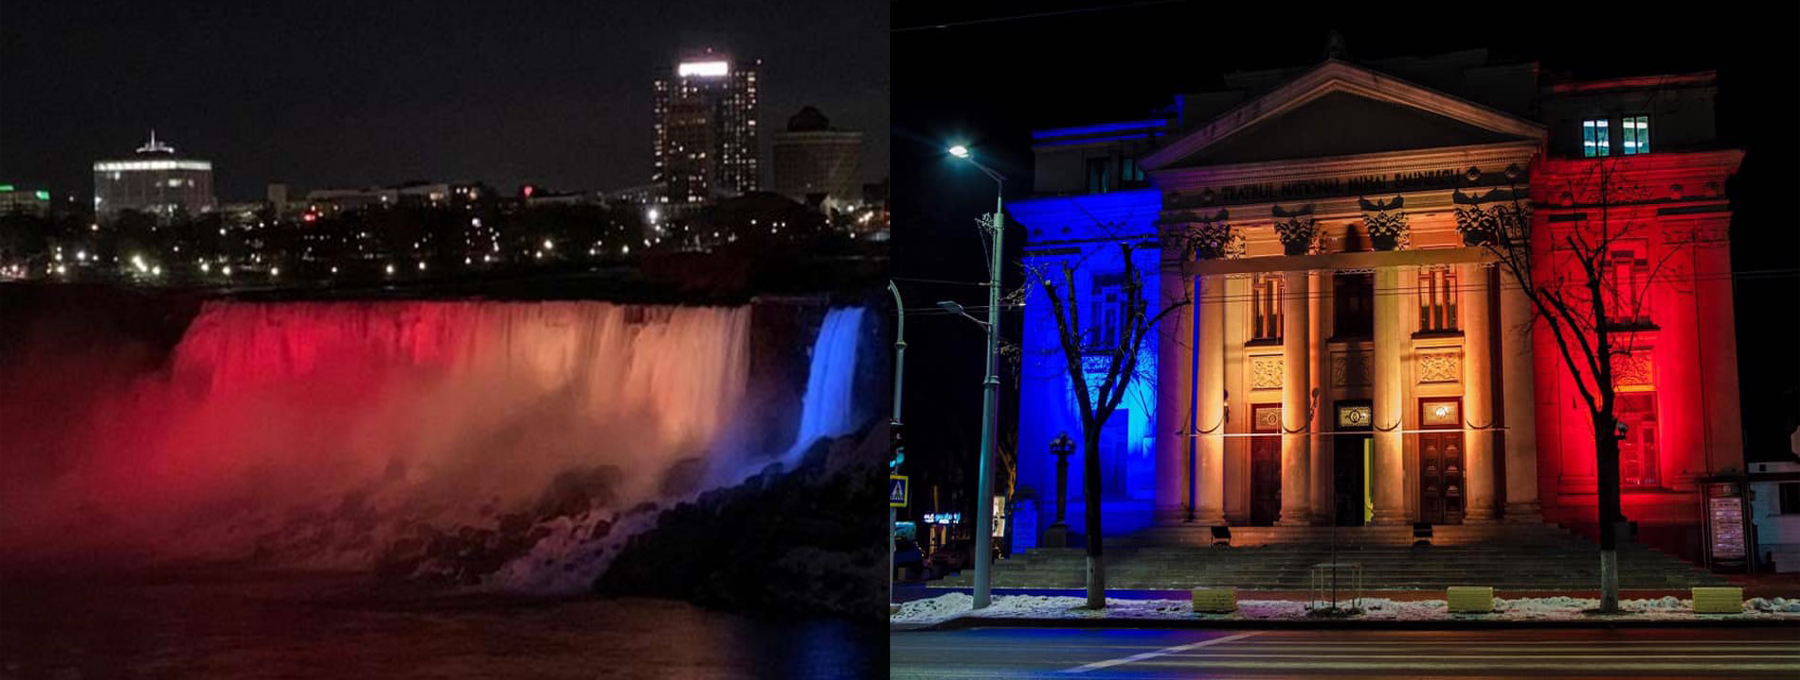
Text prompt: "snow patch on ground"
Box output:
[[891, 593, 1800, 627]]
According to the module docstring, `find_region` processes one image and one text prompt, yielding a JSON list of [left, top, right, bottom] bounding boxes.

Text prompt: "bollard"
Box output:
[[1191, 587, 1237, 613], [1691, 587, 1744, 614], [1447, 586, 1494, 613]]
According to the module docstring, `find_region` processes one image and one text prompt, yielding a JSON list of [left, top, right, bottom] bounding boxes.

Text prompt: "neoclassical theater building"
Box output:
[[1011, 49, 1743, 563]]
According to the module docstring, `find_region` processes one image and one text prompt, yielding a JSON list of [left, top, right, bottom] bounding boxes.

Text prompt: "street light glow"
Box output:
[[949, 145, 970, 158]]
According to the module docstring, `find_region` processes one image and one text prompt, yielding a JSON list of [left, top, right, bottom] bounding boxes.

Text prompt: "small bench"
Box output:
[[1691, 587, 1744, 614], [1192, 587, 1237, 613], [1447, 586, 1494, 613]]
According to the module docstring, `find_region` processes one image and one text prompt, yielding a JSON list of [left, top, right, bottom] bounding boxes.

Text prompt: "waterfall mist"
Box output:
[[0, 299, 869, 593]]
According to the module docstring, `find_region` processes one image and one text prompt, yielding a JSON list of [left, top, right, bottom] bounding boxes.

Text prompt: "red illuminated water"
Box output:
[[3, 300, 768, 583]]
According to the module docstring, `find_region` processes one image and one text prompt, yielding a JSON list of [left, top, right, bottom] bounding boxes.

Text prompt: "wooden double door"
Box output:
[[1249, 404, 1281, 526], [1418, 397, 1465, 525]]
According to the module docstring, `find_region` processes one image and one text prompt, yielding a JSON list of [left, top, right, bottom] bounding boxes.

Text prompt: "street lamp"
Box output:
[[948, 144, 1005, 609], [1047, 433, 1075, 548]]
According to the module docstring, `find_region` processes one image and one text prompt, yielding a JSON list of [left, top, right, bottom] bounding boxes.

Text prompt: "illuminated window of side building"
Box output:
[[1086, 275, 1126, 352], [1621, 115, 1650, 155], [1606, 239, 1653, 327], [1085, 158, 1112, 194], [1417, 267, 1458, 332], [1616, 392, 1660, 488], [1582, 118, 1610, 157], [1120, 157, 1146, 187], [1251, 274, 1282, 342]]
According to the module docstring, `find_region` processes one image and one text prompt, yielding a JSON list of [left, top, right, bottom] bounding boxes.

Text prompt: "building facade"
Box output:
[[772, 106, 863, 209], [652, 53, 760, 212], [1011, 53, 1743, 565], [93, 131, 214, 219], [0, 185, 52, 216]]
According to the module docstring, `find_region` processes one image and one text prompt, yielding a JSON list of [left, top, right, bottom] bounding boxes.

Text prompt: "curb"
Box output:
[[895, 614, 1800, 632]]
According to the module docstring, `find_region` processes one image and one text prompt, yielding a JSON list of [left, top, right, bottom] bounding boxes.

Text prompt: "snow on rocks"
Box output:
[[891, 592, 1800, 627]]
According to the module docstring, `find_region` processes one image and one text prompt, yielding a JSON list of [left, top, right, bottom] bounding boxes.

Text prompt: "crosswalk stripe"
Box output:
[[1060, 631, 1263, 673], [1135, 660, 1800, 672]]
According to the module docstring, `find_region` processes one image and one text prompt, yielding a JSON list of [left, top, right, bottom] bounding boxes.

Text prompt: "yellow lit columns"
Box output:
[[1195, 275, 1227, 525], [1462, 263, 1496, 522], [1308, 271, 1333, 524], [1277, 270, 1312, 525], [1371, 266, 1408, 524], [1500, 275, 1542, 520], [1155, 256, 1188, 524]]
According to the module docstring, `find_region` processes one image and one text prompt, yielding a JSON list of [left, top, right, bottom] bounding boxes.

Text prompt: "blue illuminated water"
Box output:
[[784, 307, 866, 466]]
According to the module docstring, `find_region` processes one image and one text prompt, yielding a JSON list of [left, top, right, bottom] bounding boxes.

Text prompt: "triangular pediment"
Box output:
[[1143, 60, 1545, 171]]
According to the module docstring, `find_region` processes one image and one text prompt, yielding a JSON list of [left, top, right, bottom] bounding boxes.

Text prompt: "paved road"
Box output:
[[890, 626, 1800, 678]]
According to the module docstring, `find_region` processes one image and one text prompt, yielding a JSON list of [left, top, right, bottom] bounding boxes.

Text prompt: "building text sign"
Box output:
[[1200, 169, 1469, 205]]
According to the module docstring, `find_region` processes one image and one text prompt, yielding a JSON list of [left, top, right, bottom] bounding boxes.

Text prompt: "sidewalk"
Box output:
[[891, 588, 1800, 631]]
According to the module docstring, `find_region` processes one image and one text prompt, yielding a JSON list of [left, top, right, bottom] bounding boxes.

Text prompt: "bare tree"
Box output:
[[1466, 156, 1677, 613], [1034, 239, 1189, 608]]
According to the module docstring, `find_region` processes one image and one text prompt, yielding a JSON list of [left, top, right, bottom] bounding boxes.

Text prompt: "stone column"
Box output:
[[1278, 270, 1313, 525], [1499, 272, 1542, 521], [1462, 264, 1497, 522], [1308, 270, 1333, 524], [1154, 260, 1187, 524], [1195, 275, 1227, 525], [1371, 266, 1408, 525]]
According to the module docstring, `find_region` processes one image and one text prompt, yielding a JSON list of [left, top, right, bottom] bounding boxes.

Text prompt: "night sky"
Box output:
[[0, 0, 889, 202], [893, 2, 1800, 520]]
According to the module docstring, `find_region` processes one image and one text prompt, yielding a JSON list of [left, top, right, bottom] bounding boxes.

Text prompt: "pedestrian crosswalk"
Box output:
[[1063, 633, 1800, 675]]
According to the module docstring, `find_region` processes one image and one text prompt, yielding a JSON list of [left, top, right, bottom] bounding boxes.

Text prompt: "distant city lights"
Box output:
[[677, 61, 729, 77]]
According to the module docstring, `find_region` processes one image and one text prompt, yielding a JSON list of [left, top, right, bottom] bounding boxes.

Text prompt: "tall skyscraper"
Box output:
[[93, 130, 215, 219], [652, 52, 760, 212], [772, 106, 862, 209]]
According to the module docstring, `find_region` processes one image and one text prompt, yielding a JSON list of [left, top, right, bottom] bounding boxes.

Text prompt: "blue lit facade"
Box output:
[[1013, 190, 1165, 549]]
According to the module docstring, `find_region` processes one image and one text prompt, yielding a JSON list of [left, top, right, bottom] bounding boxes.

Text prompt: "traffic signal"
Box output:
[[889, 419, 905, 469]]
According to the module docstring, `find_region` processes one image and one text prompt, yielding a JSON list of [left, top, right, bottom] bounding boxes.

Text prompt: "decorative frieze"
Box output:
[[1330, 351, 1371, 387], [1359, 195, 1409, 251], [1417, 349, 1462, 384], [1612, 352, 1654, 390], [1250, 355, 1284, 390]]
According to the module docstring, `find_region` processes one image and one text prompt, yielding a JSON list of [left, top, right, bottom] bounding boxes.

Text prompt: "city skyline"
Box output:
[[0, 0, 889, 203]]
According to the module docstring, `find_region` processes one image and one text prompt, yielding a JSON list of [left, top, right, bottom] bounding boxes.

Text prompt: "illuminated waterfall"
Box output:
[[3, 300, 869, 589]]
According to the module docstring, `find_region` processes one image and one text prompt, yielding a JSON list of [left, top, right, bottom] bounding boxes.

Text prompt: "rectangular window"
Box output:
[[1617, 393, 1660, 488], [1120, 157, 1146, 185], [1251, 274, 1283, 342], [1086, 158, 1112, 194], [1417, 267, 1458, 332], [1621, 115, 1650, 155], [1333, 272, 1374, 337], [1086, 277, 1125, 351], [1582, 118, 1611, 157], [1780, 482, 1800, 515], [1607, 240, 1652, 326]]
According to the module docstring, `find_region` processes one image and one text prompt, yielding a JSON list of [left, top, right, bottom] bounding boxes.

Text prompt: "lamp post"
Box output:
[[948, 144, 1004, 610], [1047, 432, 1075, 548], [888, 281, 906, 611]]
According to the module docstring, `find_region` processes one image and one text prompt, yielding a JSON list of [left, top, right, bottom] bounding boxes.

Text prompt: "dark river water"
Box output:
[[0, 571, 882, 679]]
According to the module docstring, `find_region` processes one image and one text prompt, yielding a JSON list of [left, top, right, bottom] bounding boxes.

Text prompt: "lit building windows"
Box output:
[[1086, 276, 1125, 351], [1251, 274, 1282, 342], [1607, 240, 1653, 326], [1616, 392, 1660, 488], [1120, 157, 1145, 186], [1582, 118, 1610, 157], [1418, 267, 1458, 332], [1621, 115, 1650, 155], [1085, 157, 1112, 194]]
